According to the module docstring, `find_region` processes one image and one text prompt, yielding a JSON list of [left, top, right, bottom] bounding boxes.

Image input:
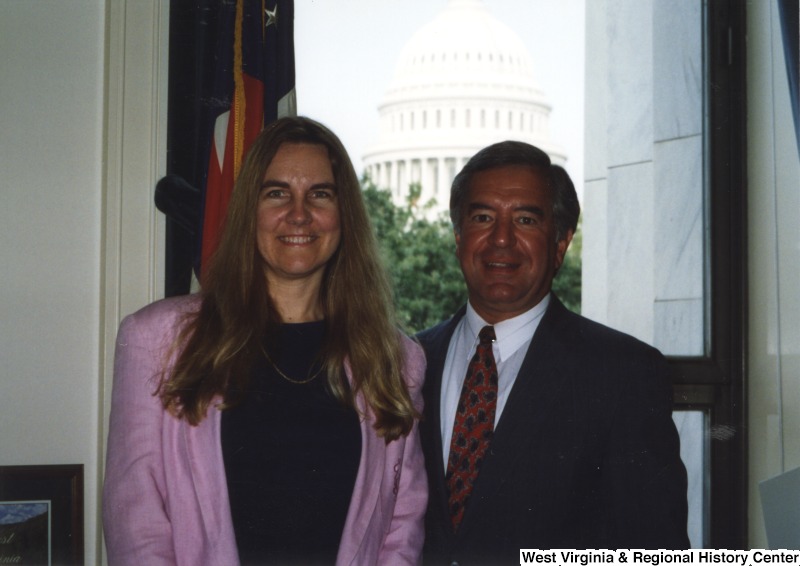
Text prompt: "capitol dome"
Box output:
[[363, 0, 566, 214]]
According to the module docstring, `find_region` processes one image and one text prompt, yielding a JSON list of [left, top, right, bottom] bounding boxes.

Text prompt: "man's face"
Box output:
[[455, 165, 572, 324]]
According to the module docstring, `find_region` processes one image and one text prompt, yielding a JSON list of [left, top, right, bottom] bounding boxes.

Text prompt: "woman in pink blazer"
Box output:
[[103, 117, 427, 565]]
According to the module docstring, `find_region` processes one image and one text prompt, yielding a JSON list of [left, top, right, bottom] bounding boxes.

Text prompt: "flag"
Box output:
[[199, 0, 296, 277], [778, 0, 799, 158]]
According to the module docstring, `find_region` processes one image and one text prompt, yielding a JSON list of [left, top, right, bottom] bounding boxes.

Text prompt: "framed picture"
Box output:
[[0, 465, 83, 565]]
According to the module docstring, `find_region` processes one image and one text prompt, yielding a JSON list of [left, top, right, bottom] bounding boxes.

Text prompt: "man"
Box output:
[[417, 141, 689, 564]]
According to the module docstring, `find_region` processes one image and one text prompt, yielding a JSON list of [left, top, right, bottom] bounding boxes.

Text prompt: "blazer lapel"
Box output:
[[336, 362, 386, 566], [183, 401, 234, 549]]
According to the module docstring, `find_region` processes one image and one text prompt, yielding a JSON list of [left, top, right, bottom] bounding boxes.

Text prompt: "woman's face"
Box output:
[[256, 142, 341, 290]]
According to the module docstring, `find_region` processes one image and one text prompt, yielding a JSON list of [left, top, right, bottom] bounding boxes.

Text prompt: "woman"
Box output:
[[103, 117, 427, 565]]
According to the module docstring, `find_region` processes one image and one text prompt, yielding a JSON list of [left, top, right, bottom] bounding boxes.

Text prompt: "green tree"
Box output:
[[362, 180, 466, 333], [551, 223, 582, 313], [361, 179, 582, 333]]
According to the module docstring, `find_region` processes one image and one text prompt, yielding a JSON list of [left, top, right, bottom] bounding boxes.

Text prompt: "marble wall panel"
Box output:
[[653, 0, 703, 141], [654, 135, 705, 302], [581, 178, 609, 324], [654, 298, 705, 356], [607, 0, 654, 167], [673, 410, 706, 548], [606, 161, 655, 344], [584, 0, 609, 182]]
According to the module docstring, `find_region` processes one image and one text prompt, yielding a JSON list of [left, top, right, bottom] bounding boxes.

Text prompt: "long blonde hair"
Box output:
[[159, 117, 416, 441]]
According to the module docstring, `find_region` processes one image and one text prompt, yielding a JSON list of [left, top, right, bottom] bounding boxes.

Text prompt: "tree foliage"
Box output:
[[552, 224, 582, 314], [362, 180, 466, 333], [362, 178, 582, 333]]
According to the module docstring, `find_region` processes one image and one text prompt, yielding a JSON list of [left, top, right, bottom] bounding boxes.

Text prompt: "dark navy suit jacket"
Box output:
[[417, 296, 689, 565]]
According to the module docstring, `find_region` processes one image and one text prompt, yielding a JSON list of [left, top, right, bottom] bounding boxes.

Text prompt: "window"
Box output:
[[582, 0, 747, 547], [165, 0, 747, 547]]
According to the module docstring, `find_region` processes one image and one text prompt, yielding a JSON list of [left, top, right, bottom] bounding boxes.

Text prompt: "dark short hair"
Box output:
[[549, 164, 581, 241], [449, 140, 580, 241]]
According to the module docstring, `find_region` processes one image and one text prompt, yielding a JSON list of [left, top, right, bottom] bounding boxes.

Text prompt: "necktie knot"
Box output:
[[478, 325, 496, 345]]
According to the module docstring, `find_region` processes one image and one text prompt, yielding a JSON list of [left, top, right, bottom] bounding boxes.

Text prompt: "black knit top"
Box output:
[[221, 321, 362, 565]]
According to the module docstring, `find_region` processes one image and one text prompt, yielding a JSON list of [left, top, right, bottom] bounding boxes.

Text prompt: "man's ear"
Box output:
[[554, 229, 575, 272]]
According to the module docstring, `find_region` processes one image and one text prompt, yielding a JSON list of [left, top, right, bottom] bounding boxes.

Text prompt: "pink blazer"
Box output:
[[102, 295, 427, 566]]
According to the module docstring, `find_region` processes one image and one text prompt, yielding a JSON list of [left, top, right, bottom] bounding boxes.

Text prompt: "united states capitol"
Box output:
[[362, 0, 566, 216]]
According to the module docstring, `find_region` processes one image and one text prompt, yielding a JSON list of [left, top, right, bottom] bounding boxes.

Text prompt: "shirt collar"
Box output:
[[465, 294, 550, 363]]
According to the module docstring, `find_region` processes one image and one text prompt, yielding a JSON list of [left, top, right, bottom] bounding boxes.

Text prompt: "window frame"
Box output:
[[670, 0, 748, 548]]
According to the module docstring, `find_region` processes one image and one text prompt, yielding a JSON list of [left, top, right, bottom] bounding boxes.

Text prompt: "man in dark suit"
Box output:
[[417, 141, 689, 565]]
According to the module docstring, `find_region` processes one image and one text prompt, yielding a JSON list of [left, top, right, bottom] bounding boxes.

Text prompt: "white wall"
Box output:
[[0, 1, 167, 563], [0, 2, 105, 563], [746, 0, 800, 549]]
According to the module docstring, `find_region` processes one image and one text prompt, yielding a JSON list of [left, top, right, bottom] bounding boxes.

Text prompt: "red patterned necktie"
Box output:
[[446, 325, 498, 530]]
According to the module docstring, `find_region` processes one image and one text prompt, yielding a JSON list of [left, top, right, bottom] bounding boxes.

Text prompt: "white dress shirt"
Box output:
[[440, 294, 550, 470]]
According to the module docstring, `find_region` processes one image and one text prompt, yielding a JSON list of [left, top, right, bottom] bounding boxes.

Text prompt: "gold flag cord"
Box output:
[[232, 0, 246, 179]]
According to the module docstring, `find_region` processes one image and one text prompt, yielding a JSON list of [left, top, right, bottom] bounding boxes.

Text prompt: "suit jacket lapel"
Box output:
[[494, 299, 572, 442], [457, 298, 574, 535], [419, 307, 465, 535]]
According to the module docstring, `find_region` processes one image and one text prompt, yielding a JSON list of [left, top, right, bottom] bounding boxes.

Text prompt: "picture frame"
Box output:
[[0, 465, 83, 565]]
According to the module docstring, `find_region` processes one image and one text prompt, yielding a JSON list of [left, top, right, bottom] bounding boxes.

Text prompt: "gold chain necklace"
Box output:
[[264, 351, 324, 384]]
